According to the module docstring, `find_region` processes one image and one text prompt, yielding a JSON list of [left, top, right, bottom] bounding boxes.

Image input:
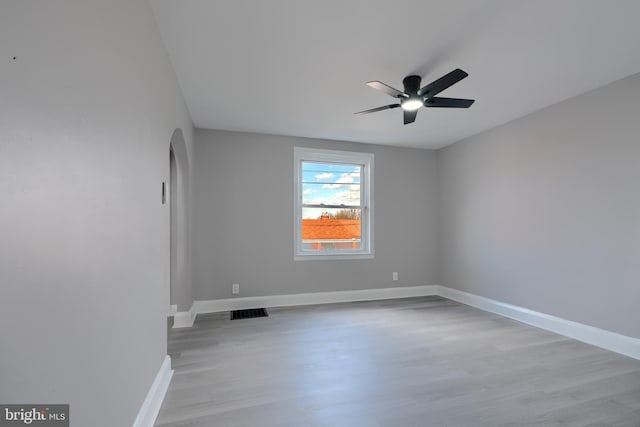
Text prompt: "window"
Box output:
[[294, 147, 373, 259]]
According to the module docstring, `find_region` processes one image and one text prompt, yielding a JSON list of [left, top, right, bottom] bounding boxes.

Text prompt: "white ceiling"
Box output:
[[150, 0, 640, 149]]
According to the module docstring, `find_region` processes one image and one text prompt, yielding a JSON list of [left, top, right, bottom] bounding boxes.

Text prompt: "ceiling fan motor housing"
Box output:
[[402, 75, 422, 95]]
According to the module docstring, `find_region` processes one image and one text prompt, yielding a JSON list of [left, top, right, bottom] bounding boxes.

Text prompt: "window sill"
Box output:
[[294, 253, 374, 261]]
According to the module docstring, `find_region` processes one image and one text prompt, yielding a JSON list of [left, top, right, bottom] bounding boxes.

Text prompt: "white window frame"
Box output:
[[294, 147, 374, 260]]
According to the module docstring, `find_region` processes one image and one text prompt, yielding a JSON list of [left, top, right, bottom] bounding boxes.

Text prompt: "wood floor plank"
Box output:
[[155, 296, 640, 426]]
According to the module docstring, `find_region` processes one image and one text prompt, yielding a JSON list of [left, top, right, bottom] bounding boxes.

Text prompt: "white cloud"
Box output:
[[322, 183, 344, 189], [303, 189, 316, 195], [337, 173, 354, 184], [321, 173, 360, 189], [315, 172, 334, 180]]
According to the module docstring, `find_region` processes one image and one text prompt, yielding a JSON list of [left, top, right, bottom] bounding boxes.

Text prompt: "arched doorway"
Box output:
[[169, 146, 178, 313], [167, 129, 191, 328]]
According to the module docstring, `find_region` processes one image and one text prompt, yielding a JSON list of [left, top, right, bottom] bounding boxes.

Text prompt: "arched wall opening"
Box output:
[[168, 128, 191, 313]]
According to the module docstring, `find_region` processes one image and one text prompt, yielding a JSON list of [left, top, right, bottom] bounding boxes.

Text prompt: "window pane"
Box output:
[[301, 207, 362, 252], [302, 162, 362, 209]]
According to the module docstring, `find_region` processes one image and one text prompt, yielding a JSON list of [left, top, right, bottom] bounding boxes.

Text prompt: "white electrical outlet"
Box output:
[[393, 272, 398, 281], [232, 283, 239, 294]]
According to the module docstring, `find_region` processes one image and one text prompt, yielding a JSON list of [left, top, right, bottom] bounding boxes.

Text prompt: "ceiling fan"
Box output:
[[355, 68, 475, 125]]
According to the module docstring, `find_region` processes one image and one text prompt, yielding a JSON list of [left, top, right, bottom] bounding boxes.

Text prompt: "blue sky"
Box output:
[[302, 162, 361, 219]]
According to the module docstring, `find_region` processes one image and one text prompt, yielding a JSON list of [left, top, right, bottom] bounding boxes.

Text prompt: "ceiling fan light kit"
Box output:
[[401, 97, 423, 111], [355, 68, 475, 124]]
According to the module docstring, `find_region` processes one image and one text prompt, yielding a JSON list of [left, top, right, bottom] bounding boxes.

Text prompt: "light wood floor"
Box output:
[[155, 296, 640, 426]]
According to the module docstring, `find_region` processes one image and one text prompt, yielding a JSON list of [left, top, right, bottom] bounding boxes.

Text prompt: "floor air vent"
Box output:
[[230, 308, 269, 320]]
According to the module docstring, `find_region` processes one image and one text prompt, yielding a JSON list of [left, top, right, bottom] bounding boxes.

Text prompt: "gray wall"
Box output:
[[193, 130, 439, 300], [0, 1, 194, 426], [438, 72, 640, 338]]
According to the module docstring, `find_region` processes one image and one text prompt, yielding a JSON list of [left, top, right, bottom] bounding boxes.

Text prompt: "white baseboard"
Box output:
[[195, 285, 438, 314], [132, 355, 173, 427], [437, 286, 640, 361], [172, 304, 197, 328]]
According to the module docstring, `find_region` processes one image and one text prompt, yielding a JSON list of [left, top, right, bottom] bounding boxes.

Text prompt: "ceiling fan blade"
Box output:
[[404, 109, 418, 125], [354, 104, 401, 115], [424, 97, 475, 108], [418, 68, 469, 97], [366, 81, 407, 98]]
